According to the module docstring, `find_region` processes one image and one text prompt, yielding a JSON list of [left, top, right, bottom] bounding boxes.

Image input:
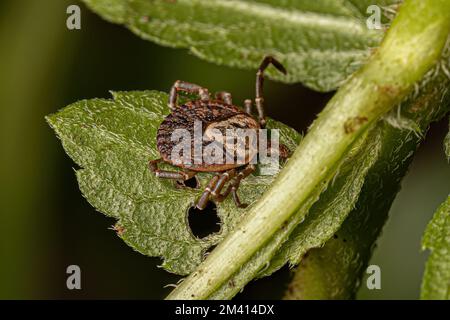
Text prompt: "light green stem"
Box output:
[[167, 0, 450, 300]]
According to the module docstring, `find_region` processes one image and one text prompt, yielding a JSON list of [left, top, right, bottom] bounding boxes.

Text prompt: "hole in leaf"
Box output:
[[188, 201, 220, 239], [176, 176, 199, 189], [184, 176, 199, 189]]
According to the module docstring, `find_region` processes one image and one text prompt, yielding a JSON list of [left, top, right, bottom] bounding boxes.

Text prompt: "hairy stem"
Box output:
[[167, 0, 450, 300], [285, 33, 450, 299]]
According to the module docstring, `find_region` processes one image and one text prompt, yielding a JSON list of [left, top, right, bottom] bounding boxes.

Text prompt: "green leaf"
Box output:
[[421, 196, 450, 300], [46, 90, 300, 276], [445, 117, 450, 161], [81, 0, 397, 92]]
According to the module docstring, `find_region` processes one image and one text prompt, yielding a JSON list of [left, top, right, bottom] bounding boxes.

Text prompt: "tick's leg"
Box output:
[[149, 159, 196, 181], [244, 99, 252, 115], [196, 175, 220, 210], [211, 169, 237, 198], [230, 164, 256, 208], [224, 165, 255, 207], [196, 165, 255, 209], [216, 165, 256, 208], [215, 91, 233, 105], [278, 143, 291, 160], [214, 185, 232, 203], [265, 138, 292, 161], [169, 80, 210, 110], [255, 56, 287, 127], [211, 169, 237, 202]]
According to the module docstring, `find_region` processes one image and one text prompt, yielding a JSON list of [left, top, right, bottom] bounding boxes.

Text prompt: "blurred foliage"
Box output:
[[445, 118, 450, 161]]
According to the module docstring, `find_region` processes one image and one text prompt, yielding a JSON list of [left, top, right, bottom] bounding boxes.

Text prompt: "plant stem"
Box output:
[[167, 0, 450, 300], [285, 31, 450, 299]]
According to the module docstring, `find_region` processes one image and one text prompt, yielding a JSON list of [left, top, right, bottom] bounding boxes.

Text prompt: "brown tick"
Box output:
[[150, 56, 289, 210]]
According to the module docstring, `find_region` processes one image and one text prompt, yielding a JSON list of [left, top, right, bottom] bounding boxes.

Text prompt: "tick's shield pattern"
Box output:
[[170, 120, 282, 176]]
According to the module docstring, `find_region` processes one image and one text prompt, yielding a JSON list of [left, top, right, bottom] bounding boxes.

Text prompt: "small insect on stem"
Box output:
[[150, 56, 291, 210]]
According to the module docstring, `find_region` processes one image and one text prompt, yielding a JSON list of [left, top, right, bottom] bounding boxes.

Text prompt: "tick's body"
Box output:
[[157, 100, 260, 172], [150, 56, 288, 209]]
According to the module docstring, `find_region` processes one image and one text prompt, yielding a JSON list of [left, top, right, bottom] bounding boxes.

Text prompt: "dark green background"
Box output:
[[0, 0, 448, 299]]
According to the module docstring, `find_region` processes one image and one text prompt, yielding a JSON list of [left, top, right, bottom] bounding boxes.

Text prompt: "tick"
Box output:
[[150, 56, 289, 210]]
